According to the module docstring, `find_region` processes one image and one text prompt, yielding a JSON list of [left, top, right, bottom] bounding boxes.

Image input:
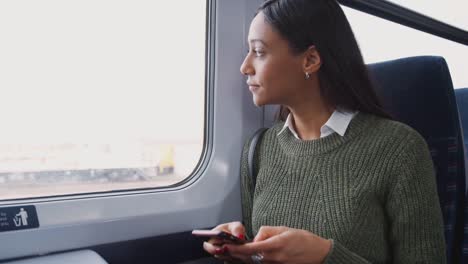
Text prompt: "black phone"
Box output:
[[192, 229, 246, 244]]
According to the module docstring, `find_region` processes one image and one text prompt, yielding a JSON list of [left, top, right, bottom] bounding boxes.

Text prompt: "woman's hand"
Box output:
[[224, 226, 332, 264], [202, 221, 250, 263]]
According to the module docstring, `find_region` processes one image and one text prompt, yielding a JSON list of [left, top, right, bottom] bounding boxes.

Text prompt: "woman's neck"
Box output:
[[288, 104, 334, 141]]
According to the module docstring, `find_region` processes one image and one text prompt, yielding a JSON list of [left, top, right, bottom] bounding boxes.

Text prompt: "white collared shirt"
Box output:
[[278, 110, 357, 139]]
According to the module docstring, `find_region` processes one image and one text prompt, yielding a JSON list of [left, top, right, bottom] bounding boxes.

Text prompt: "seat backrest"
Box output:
[[368, 56, 465, 264], [454, 88, 468, 182], [455, 88, 468, 148], [454, 88, 468, 263]]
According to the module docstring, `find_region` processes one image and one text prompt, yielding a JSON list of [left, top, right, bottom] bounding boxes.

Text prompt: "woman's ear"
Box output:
[[303, 46, 321, 74]]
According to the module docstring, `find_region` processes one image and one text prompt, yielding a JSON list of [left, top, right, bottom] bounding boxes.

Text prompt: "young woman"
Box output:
[[204, 0, 446, 263]]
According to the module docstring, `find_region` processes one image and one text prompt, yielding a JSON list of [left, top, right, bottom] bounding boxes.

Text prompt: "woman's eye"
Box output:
[[254, 50, 264, 57], [246, 48, 264, 57]]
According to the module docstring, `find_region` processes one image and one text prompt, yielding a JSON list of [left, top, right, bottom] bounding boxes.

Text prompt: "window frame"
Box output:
[[0, 0, 210, 201], [338, 0, 468, 46], [0, 0, 265, 260]]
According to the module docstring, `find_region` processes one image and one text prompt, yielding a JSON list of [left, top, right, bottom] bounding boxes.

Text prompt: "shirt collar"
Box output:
[[278, 114, 300, 139], [278, 109, 357, 140]]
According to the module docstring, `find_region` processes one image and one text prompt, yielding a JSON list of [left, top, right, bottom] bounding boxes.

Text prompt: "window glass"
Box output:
[[0, 0, 207, 199], [343, 6, 468, 89], [387, 0, 468, 31]]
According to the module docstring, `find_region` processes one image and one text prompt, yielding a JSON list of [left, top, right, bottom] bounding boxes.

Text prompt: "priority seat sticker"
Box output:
[[0, 205, 39, 232]]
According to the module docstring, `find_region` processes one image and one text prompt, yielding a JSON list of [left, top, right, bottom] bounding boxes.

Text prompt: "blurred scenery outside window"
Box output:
[[0, 0, 206, 199]]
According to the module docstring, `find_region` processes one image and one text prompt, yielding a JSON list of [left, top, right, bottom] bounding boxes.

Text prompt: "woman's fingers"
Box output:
[[213, 221, 246, 239], [216, 221, 246, 239], [207, 237, 224, 246], [203, 241, 220, 255], [225, 243, 272, 264], [227, 221, 246, 239], [200, 222, 245, 249], [224, 226, 288, 261], [204, 242, 231, 255], [254, 226, 285, 242], [226, 239, 277, 256], [203, 221, 247, 260], [204, 242, 241, 262]]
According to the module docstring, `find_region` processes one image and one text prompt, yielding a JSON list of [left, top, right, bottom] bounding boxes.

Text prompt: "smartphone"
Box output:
[[192, 229, 246, 244]]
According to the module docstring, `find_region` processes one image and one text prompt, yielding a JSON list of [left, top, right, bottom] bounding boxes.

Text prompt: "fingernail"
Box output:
[[223, 246, 229, 252], [238, 234, 245, 240], [215, 248, 224, 254]]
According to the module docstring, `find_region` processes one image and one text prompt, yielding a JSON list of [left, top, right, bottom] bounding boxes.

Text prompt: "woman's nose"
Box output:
[[240, 56, 254, 76]]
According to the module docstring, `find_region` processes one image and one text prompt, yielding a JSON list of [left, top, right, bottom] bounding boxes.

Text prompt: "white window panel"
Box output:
[[0, 0, 206, 199], [343, 6, 468, 89]]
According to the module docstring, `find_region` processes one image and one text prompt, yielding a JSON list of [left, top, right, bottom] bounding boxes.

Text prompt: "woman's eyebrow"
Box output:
[[248, 39, 269, 47]]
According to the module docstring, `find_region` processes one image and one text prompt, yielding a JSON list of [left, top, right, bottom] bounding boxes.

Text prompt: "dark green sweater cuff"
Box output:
[[323, 240, 370, 264]]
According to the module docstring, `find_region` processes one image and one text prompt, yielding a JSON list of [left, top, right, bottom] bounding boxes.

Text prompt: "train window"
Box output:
[[387, 1, 468, 30], [343, 6, 468, 89], [0, 0, 207, 200]]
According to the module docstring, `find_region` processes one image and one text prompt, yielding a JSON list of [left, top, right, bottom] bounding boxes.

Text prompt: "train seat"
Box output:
[[368, 56, 465, 263]]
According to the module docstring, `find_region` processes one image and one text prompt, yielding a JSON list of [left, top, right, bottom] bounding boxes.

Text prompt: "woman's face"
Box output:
[[240, 12, 307, 107]]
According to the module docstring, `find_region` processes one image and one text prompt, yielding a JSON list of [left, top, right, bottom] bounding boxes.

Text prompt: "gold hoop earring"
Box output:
[[305, 72, 311, 80]]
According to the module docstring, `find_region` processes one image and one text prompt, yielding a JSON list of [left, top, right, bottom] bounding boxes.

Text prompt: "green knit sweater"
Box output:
[[240, 113, 446, 263]]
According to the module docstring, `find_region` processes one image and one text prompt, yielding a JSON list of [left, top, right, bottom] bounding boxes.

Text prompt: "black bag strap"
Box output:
[[248, 128, 268, 187]]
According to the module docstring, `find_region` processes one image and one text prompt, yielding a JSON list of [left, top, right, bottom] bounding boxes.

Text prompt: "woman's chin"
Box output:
[[253, 96, 266, 107], [253, 94, 274, 107]]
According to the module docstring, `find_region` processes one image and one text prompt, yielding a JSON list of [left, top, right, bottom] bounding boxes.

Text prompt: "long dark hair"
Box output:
[[258, 0, 391, 121]]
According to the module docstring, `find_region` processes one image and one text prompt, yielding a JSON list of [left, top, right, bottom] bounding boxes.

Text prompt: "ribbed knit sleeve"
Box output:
[[323, 240, 370, 263], [240, 138, 255, 240], [323, 132, 446, 263], [384, 133, 447, 263]]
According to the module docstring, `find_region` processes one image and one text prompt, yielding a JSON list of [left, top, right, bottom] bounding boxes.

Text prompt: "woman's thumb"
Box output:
[[253, 226, 283, 242]]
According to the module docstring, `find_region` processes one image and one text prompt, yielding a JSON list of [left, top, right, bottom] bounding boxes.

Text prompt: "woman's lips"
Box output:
[[249, 85, 260, 92], [248, 83, 260, 92]]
